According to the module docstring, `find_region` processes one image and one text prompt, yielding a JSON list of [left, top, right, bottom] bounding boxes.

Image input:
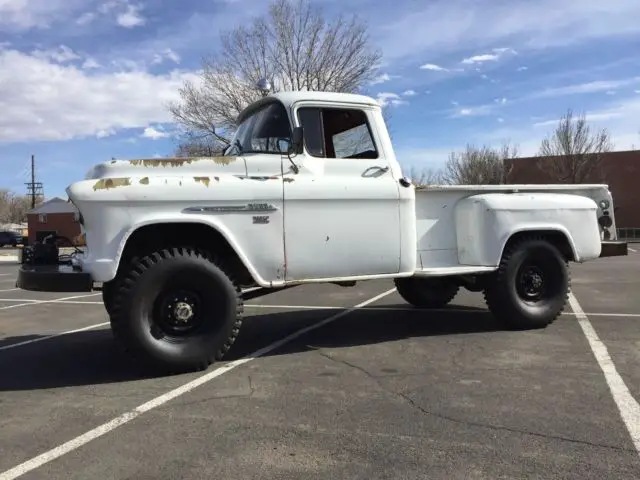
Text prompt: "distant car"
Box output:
[[0, 231, 22, 247]]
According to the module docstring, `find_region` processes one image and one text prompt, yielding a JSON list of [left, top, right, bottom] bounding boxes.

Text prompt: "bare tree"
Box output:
[[168, 0, 382, 153], [407, 165, 445, 186], [0, 189, 34, 224], [536, 109, 613, 183], [173, 133, 223, 157], [441, 143, 519, 185]]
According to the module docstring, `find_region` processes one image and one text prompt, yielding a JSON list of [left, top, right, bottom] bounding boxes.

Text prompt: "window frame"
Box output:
[[294, 105, 380, 160]]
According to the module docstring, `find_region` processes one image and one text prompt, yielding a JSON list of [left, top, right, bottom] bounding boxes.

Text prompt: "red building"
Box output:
[[27, 197, 81, 244], [505, 150, 640, 239]]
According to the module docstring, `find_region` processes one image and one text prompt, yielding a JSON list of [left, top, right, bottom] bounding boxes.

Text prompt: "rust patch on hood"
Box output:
[[128, 156, 237, 167], [93, 177, 131, 191], [194, 176, 211, 187], [283, 177, 295, 183], [139, 177, 150, 185]]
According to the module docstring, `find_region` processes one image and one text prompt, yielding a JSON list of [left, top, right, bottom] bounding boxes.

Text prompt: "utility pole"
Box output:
[[25, 154, 44, 209]]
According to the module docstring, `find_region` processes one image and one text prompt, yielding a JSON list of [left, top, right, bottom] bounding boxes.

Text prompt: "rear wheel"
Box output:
[[109, 247, 243, 373], [394, 277, 460, 308], [484, 236, 569, 330]]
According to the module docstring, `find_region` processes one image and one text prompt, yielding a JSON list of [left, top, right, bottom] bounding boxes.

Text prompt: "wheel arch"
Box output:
[[113, 219, 264, 288], [500, 227, 578, 263]]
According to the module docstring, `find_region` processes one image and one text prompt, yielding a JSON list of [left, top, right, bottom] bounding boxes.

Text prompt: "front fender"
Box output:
[[114, 216, 273, 287], [455, 192, 601, 266]]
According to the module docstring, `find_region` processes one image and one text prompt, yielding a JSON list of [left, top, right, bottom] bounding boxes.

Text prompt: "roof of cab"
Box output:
[[236, 90, 380, 124]]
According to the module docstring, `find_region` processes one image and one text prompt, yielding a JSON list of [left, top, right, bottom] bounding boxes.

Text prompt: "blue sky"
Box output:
[[1, 0, 640, 198]]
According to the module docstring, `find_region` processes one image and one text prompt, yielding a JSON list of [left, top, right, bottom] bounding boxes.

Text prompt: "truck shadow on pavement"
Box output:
[[0, 304, 503, 392]]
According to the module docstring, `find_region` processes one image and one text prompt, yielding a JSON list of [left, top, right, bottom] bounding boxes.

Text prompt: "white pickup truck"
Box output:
[[17, 90, 627, 372]]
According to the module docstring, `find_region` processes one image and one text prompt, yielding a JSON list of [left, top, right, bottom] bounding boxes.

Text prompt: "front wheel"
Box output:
[[109, 247, 243, 373], [484, 236, 569, 330]]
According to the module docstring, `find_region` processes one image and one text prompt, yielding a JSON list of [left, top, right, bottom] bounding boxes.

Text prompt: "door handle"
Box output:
[[362, 165, 390, 178]]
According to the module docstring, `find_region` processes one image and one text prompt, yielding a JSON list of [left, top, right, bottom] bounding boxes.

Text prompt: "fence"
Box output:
[[617, 228, 640, 242]]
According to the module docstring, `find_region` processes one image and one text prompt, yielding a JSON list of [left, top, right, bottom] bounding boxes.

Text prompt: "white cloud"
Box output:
[[31, 45, 80, 63], [370, 72, 398, 85], [377, 0, 640, 63], [152, 48, 181, 65], [141, 126, 170, 139], [76, 11, 95, 25], [0, 46, 199, 143], [517, 66, 528, 72], [402, 89, 416, 96], [82, 58, 101, 69], [376, 92, 408, 107], [420, 63, 448, 71], [117, 3, 145, 28], [531, 78, 640, 99], [452, 103, 498, 118], [0, 0, 86, 31], [462, 53, 499, 64], [497, 117, 505, 123], [461, 47, 516, 65]]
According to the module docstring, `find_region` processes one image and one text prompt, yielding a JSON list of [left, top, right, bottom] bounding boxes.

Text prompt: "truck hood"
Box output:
[[84, 156, 247, 180]]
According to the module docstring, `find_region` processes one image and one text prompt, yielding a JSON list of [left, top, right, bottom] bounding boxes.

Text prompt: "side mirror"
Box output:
[[291, 127, 304, 154]]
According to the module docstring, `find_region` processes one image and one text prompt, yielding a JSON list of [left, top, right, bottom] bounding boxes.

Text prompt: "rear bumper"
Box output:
[[599, 240, 628, 258], [16, 265, 94, 292]]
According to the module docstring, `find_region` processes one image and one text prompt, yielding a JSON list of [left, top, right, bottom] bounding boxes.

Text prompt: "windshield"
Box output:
[[224, 101, 292, 156]]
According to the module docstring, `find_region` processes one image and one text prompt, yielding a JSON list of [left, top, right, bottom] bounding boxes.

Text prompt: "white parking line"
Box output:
[[0, 299, 39, 303], [0, 322, 110, 352], [569, 292, 640, 455], [0, 293, 101, 310], [629, 247, 637, 253], [0, 287, 396, 480], [0, 288, 18, 293]]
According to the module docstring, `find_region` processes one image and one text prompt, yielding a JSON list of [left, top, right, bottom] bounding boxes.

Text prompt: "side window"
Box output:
[[297, 107, 378, 159]]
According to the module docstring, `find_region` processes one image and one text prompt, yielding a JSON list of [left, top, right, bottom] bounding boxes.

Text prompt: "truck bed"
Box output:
[[412, 183, 613, 274]]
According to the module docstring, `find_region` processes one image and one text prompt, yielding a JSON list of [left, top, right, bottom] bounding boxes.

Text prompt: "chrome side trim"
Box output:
[[182, 203, 278, 214]]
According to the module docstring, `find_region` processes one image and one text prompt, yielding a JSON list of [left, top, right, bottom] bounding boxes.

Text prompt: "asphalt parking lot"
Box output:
[[1, 250, 640, 480]]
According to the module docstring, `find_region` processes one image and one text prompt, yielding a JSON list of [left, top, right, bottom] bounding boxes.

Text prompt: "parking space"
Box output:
[[1, 256, 639, 479]]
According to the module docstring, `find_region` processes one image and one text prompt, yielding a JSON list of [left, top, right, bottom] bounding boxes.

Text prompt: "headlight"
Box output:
[[599, 199, 610, 209]]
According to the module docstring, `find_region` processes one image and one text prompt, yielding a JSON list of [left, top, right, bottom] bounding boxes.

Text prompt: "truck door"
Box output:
[[225, 99, 288, 284], [282, 104, 402, 281]]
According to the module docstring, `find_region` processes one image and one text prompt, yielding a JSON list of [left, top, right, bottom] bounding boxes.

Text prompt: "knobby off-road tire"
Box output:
[[109, 247, 243, 373], [394, 277, 460, 308], [102, 280, 116, 317], [483, 235, 570, 330]]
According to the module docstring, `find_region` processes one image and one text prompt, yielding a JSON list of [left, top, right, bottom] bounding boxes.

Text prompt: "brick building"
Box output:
[[505, 150, 640, 236], [27, 197, 81, 244]]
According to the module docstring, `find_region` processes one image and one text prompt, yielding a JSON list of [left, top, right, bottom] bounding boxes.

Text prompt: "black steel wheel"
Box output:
[[484, 235, 569, 330], [109, 247, 243, 373]]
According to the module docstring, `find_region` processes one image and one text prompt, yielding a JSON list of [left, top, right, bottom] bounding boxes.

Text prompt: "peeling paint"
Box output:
[[139, 177, 150, 185], [214, 176, 220, 182], [194, 176, 211, 187], [128, 156, 236, 167], [283, 177, 295, 183], [93, 177, 131, 191]]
